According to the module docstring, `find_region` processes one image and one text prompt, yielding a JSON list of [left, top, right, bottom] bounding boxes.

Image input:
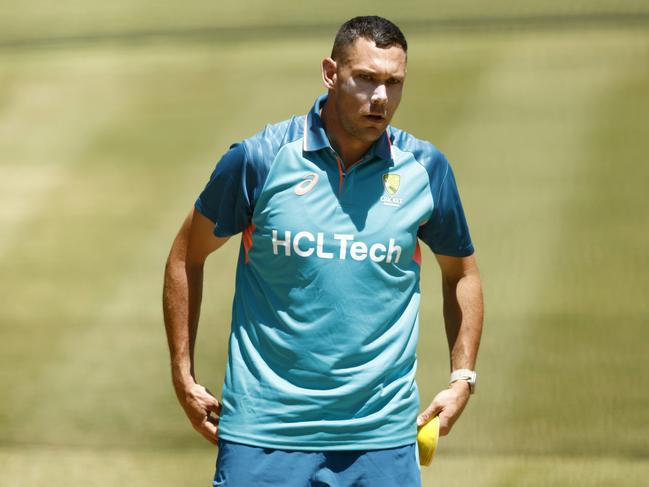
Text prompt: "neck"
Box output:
[[320, 95, 371, 168]]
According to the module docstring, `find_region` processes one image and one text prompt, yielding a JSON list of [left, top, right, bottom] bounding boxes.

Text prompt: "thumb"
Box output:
[[417, 401, 442, 427]]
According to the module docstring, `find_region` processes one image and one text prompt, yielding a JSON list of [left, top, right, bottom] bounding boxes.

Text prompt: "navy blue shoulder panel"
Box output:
[[390, 127, 448, 201], [195, 116, 304, 237], [391, 127, 474, 257]]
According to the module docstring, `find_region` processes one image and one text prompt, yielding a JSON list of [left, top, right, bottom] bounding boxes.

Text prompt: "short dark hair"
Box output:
[[331, 16, 407, 64]]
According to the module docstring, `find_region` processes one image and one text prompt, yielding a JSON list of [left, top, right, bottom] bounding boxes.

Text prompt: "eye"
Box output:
[[386, 78, 402, 85], [357, 73, 373, 81]]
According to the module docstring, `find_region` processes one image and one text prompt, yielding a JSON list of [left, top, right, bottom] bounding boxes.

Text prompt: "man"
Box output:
[[163, 16, 483, 486]]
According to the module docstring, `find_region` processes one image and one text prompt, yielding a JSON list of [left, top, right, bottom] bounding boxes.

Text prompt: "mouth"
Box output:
[[364, 114, 386, 124]]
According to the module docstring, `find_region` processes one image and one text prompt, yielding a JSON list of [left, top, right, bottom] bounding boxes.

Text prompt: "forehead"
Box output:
[[341, 37, 407, 76]]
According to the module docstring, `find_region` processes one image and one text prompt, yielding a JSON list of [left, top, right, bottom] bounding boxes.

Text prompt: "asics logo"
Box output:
[[271, 230, 402, 263], [294, 173, 318, 195]]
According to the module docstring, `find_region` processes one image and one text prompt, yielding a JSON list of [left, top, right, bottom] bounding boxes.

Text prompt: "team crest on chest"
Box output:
[[383, 173, 400, 195], [381, 173, 403, 207]]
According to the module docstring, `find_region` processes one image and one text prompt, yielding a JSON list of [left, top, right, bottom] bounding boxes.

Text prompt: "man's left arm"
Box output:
[[417, 253, 483, 436]]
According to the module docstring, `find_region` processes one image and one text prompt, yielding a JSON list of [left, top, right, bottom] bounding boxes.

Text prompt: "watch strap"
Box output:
[[449, 369, 477, 394]]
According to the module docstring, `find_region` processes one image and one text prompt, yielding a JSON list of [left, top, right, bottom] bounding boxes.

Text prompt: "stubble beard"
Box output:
[[337, 100, 385, 145]]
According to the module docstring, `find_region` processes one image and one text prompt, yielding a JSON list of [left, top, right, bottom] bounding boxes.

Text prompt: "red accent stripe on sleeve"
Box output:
[[413, 240, 422, 267], [243, 223, 256, 264]]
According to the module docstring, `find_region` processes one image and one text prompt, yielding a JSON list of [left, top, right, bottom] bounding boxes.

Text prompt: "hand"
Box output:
[[417, 381, 470, 436], [175, 381, 221, 445]]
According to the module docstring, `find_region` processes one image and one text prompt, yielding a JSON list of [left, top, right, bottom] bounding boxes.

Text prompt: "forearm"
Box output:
[[161, 210, 228, 444], [418, 263, 482, 432], [163, 248, 204, 392], [442, 268, 483, 371]]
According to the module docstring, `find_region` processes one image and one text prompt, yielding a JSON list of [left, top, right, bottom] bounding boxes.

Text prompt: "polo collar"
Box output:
[[303, 93, 393, 162]]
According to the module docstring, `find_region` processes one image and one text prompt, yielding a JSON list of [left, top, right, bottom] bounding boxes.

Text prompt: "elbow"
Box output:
[[442, 266, 482, 296]]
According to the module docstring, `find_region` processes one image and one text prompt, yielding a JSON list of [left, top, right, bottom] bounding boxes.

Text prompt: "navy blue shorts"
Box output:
[[213, 438, 421, 487]]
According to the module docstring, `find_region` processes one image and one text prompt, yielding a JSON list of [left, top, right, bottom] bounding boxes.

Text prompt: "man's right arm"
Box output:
[[163, 208, 229, 444]]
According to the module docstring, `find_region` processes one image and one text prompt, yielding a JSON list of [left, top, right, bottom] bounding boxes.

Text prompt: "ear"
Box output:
[[321, 57, 337, 90]]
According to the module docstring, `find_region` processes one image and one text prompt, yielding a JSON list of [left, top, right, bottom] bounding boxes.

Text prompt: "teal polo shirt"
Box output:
[[195, 94, 474, 450]]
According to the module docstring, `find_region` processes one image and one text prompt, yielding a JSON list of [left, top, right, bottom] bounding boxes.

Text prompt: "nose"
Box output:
[[370, 84, 387, 105]]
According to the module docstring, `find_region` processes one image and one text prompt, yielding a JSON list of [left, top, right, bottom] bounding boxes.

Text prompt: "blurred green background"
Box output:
[[1, 1, 648, 486]]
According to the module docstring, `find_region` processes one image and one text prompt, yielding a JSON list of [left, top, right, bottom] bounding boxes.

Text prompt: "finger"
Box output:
[[196, 419, 218, 445], [207, 397, 221, 414], [195, 386, 220, 412], [438, 412, 455, 437], [417, 401, 443, 427]]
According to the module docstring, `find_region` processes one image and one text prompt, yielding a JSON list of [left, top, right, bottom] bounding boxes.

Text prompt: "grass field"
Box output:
[[1, 2, 649, 486]]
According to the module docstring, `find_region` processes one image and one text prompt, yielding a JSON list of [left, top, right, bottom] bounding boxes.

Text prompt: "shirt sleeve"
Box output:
[[194, 143, 255, 237], [417, 160, 474, 257]]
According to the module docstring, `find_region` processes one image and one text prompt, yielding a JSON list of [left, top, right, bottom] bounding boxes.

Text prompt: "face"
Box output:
[[326, 37, 407, 144]]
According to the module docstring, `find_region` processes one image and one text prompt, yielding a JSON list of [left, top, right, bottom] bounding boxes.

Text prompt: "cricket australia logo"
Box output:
[[381, 173, 403, 207]]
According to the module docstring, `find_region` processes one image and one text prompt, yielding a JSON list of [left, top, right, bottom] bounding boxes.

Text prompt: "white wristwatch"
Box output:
[[450, 369, 477, 394]]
